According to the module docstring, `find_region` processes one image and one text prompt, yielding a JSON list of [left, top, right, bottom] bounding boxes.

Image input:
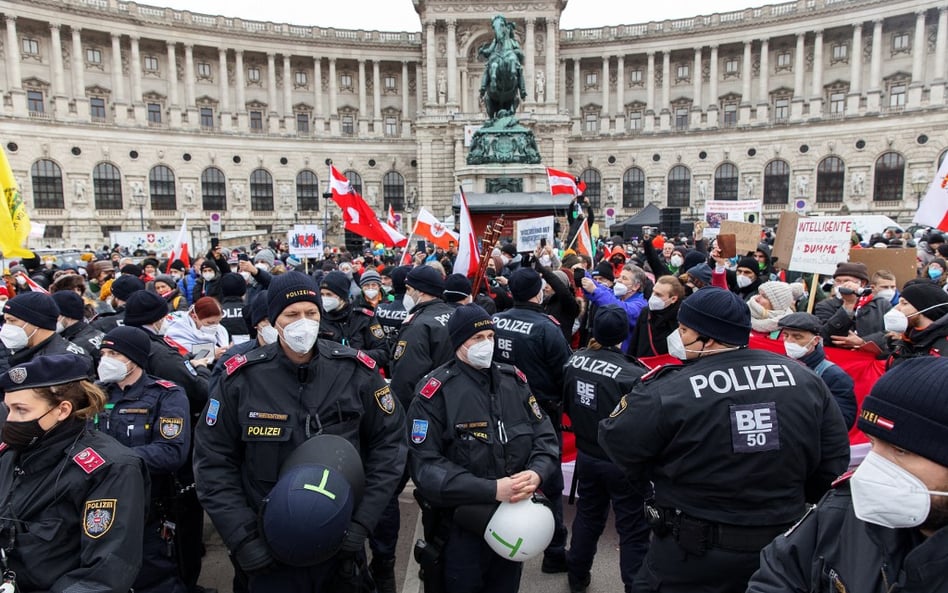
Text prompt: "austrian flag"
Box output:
[[546, 167, 587, 197]]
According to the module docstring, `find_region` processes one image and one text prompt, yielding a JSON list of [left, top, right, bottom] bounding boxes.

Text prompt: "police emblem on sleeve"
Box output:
[[206, 398, 221, 426], [83, 499, 117, 539], [159, 417, 184, 440], [375, 386, 396, 415], [371, 324, 385, 339], [528, 395, 543, 420], [411, 419, 429, 444], [609, 395, 628, 418], [394, 340, 407, 361]]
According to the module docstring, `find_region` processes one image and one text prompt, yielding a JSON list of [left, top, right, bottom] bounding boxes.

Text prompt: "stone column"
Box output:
[[741, 41, 752, 104], [545, 19, 557, 105], [413, 61, 422, 134], [166, 42, 180, 127], [283, 55, 293, 131], [559, 58, 567, 111], [867, 19, 883, 112], [129, 35, 144, 122], [314, 57, 323, 120], [218, 48, 230, 131], [425, 22, 436, 105], [446, 19, 458, 105], [847, 24, 863, 113], [810, 30, 824, 118], [460, 66, 468, 112], [329, 58, 339, 134], [691, 48, 702, 128], [791, 33, 806, 121], [235, 50, 246, 130], [707, 45, 719, 127], [524, 18, 535, 101], [72, 27, 88, 120], [5, 17, 24, 116], [616, 54, 625, 130], [403, 60, 413, 138], [265, 52, 277, 132], [909, 10, 927, 108], [572, 58, 581, 133], [184, 44, 197, 127], [660, 51, 670, 129], [933, 8, 948, 104], [757, 39, 770, 121], [357, 59, 367, 134], [372, 59, 382, 133], [645, 51, 656, 131], [49, 24, 68, 118], [600, 55, 610, 132], [111, 34, 126, 104]]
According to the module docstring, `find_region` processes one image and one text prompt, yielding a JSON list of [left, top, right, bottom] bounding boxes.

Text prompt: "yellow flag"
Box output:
[[0, 145, 33, 258]]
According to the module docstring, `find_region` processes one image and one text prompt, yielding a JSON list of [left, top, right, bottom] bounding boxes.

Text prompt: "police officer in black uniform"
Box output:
[[91, 274, 145, 333], [219, 272, 250, 344], [193, 272, 407, 592], [96, 326, 191, 593], [407, 304, 560, 593], [319, 271, 389, 367], [53, 290, 106, 367], [564, 306, 649, 593], [375, 265, 410, 346], [0, 291, 92, 374], [0, 354, 149, 593], [599, 287, 851, 593], [491, 267, 572, 572]]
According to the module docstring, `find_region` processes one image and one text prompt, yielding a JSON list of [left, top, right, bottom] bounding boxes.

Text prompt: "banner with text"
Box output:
[[515, 215, 555, 252], [288, 225, 324, 257], [789, 217, 853, 275], [702, 200, 762, 238]]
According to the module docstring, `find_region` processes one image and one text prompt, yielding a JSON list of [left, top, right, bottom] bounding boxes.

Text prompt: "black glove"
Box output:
[[338, 521, 370, 554], [234, 537, 275, 574]]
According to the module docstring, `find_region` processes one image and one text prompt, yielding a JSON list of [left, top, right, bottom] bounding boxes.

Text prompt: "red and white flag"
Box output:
[[574, 218, 594, 258], [166, 215, 190, 273], [387, 204, 399, 232], [414, 208, 459, 250], [454, 188, 479, 278], [330, 165, 407, 247], [17, 271, 48, 294], [546, 167, 587, 197], [914, 158, 948, 231]]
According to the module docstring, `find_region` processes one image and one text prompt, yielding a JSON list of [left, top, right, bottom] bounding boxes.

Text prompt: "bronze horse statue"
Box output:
[[478, 15, 527, 121]]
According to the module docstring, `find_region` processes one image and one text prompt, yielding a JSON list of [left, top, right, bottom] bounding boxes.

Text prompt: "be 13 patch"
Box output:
[[84, 499, 117, 539], [729, 402, 780, 453]]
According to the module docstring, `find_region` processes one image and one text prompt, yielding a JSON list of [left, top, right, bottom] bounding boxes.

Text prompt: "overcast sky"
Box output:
[[147, 0, 777, 30]]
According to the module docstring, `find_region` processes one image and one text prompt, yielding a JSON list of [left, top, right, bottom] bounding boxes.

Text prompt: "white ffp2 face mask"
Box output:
[[648, 295, 667, 311], [258, 325, 279, 345], [613, 282, 629, 297], [0, 323, 31, 351], [279, 318, 320, 354], [97, 356, 131, 384], [402, 293, 416, 312], [736, 275, 753, 289], [883, 309, 909, 334], [851, 451, 948, 529], [783, 339, 814, 360], [464, 340, 495, 369]]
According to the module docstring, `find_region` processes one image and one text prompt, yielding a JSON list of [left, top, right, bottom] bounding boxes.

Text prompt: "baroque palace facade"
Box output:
[[0, 0, 945, 247]]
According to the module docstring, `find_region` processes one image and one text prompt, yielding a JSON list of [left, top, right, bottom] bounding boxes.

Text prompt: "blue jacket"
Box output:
[[178, 272, 198, 306], [584, 277, 648, 354], [800, 345, 858, 430]]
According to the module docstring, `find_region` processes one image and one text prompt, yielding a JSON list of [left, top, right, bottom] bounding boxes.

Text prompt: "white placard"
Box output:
[[703, 199, 762, 238], [789, 217, 854, 275], [287, 225, 324, 257], [515, 215, 555, 252]]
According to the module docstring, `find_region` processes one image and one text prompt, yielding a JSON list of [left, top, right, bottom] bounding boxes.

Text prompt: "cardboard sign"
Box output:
[[287, 225, 324, 257], [718, 220, 761, 256], [515, 215, 555, 252], [771, 212, 800, 270], [717, 234, 737, 258], [849, 248, 919, 290], [789, 217, 854, 275]]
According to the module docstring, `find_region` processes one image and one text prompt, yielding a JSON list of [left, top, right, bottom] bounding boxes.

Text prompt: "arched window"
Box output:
[[296, 170, 320, 211], [93, 162, 123, 210], [763, 160, 790, 205], [149, 165, 176, 211], [201, 167, 226, 211], [667, 165, 691, 208], [873, 152, 905, 202], [816, 157, 845, 203], [30, 159, 64, 209], [344, 170, 363, 196], [250, 169, 273, 211], [939, 149, 948, 169], [714, 163, 739, 200], [580, 168, 602, 209], [383, 171, 405, 211], [622, 167, 645, 208]]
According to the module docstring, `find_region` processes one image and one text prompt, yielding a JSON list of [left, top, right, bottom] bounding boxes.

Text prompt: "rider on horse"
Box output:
[[478, 15, 527, 120]]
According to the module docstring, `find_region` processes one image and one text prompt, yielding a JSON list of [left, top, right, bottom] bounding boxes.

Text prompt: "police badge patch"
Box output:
[[83, 499, 117, 539], [528, 395, 543, 420], [206, 398, 221, 426], [394, 341, 407, 361], [7, 367, 27, 384], [411, 419, 429, 444], [159, 417, 184, 440], [375, 386, 396, 415], [609, 395, 628, 418], [371, 325, 385, 339]]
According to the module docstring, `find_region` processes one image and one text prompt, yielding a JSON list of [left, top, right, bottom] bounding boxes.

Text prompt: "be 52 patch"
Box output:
[[729, 402, 780, 453], [84, 499, 117, 539]]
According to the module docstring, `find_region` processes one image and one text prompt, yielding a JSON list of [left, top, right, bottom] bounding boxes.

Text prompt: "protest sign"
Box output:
[[770, 211, 800, 270], [788, 217, 853, 275], [703, 200, 762, 239], [515, 215, 555, 252], [109, 231, 184, 254], [287, 225, 324, 257], [849, 248, 919, 289], [718, 220, 761, 255]]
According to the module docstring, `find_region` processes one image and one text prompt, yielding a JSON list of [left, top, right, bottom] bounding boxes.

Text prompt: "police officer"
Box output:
[[219, 272, 249, 343], [599, 287, 851, 593], [53, 290, 105, 366], [91, 273, 145, 333], [0, 291, 92, 373], [407, 304, 560, 593], [0, 354, 149, 593], [375, 265, 410, 344], [193, 271, 407, 592], [319, 271, 389, 367], [96, 326, 191, 593], [492, 267, 572, 572], [443, 273, 473, 307], [748, 356, 948, 592], [564, 306, 649, 593]]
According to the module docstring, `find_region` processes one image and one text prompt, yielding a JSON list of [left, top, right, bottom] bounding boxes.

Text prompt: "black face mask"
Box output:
[[2, 406, 56, 451]]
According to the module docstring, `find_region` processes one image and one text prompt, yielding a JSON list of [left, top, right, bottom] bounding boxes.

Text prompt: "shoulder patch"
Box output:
[[356, 350, 377, 369], [832, 470, 854, 488], [374, 385, 396, 415], [154, 379, 177, 389], [609, 395, 628, 418], [225, 354, 248, 376], [528, 395, 543, 420], [641, 363, 681, 382], [163, 336, 189, 356], [403, 313, 416, 325], [205, 398, 221, 426], [546, 314, 561, 326], [83, 499, 117, 539], [359, 307, 375, 317], [514, 367, 527, 384], [73, 447, 107, 474], [394, 340, 407, 361], [420, 377, 442, 399], [411, 419, 429, 444], [370, 324, 385, 339], [159, 417, 184, 440]]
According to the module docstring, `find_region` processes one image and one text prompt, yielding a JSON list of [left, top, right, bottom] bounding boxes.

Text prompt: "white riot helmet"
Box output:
[[483, 497, 555, 562]]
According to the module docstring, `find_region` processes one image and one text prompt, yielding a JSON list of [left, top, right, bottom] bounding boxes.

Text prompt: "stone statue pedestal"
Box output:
[[466, 118, 541, 165]]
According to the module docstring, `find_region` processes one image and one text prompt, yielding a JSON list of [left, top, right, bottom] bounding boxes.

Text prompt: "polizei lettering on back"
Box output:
[[493, 318, 535, 335], [566, 355, 623, 379], [688, 364, 797, 398]]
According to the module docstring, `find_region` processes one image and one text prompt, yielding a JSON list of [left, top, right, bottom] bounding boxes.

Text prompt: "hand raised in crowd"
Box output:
[[581, 277, 596, 292], [238, 260, 258, 276], [711, 246, 728, 267]]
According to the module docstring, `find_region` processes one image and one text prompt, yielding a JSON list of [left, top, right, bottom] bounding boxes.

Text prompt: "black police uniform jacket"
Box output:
[[0, 419, 148, 593], [90, 306, 126, 334], [563, 346, 645, 461], [492, 303, 572, 405], [0, 333, 92, 375], [390, 298, 454, 405], [599, 348, 851, 527], [748, 481, 948, 593], [143, 332, 211, 418], [61, 320, 106, 367], [220, 296, 248, 343], [192, 340, 408, 553], [407, 359, 560, 507], [320, 304, 390, 368], [376, 293, 408, 342]]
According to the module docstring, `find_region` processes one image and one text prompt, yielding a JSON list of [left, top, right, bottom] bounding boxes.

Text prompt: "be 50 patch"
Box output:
[[729, 402, 780, 453]]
